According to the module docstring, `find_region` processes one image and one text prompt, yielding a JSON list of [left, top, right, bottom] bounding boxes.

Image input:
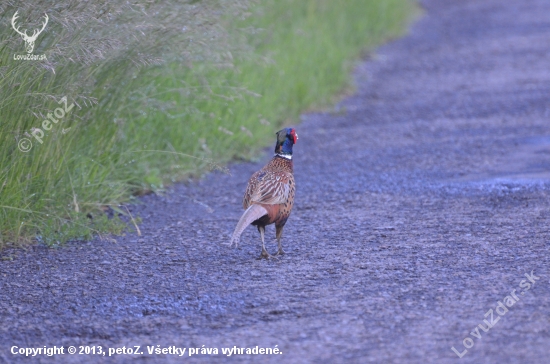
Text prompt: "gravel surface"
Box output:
[[1, 0, 550, 363]]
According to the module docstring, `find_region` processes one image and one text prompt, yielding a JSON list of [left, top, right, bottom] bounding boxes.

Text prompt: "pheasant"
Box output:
[[229, 128, 298, 259]]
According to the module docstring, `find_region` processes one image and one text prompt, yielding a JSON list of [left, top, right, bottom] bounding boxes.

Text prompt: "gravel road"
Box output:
[[1, 0, 550, 362]]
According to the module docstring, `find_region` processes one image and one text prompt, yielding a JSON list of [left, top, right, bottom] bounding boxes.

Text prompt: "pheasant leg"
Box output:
[[275, 240, 286, 256], [274, 225, 286, 256], [258, 226, 275, 259]]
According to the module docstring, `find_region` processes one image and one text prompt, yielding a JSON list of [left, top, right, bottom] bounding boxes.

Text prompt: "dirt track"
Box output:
[[1, 0, 550, 363]]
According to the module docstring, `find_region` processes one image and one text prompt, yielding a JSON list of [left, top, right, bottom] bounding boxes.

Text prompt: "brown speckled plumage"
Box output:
[[229, 128, 298, 259]]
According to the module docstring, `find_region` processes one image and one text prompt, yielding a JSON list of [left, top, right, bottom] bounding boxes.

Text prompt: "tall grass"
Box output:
[[0, 0, 415, 248]]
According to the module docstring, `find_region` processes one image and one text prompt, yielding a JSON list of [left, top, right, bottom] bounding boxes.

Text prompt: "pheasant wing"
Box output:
[[243, 169, 262, 209], [243, 170, 291, 208]]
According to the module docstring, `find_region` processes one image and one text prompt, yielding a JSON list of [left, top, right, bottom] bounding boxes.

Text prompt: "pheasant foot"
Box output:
[[223, 241, 238, 248], [258, 248, 277, 260], [274, 248, 286, 256]]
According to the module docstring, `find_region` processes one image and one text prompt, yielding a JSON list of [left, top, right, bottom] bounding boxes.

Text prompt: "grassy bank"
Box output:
[[0, 0, 415, 248]]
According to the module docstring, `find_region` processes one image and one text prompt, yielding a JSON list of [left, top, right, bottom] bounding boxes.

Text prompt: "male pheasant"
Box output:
[[229, 128, 298, 259]]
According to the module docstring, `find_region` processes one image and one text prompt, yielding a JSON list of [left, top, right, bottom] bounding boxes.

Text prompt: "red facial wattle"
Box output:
[[291, 129, 298, 144]]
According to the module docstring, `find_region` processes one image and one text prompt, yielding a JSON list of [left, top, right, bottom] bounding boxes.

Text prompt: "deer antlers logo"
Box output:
[[11, 11, 48, 54]]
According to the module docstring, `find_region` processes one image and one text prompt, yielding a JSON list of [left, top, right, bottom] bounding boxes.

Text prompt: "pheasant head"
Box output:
[[274, 128, 298, 158]]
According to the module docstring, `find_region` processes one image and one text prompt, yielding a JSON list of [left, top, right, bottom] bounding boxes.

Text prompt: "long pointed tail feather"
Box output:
[[230, 204, 268, 247]]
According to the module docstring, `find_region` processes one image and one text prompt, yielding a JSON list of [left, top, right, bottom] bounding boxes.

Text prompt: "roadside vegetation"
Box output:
[[0, 0, 415, 248]]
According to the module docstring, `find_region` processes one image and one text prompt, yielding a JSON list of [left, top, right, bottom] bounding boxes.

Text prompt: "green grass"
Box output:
[[0, 0, 415, 248]]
